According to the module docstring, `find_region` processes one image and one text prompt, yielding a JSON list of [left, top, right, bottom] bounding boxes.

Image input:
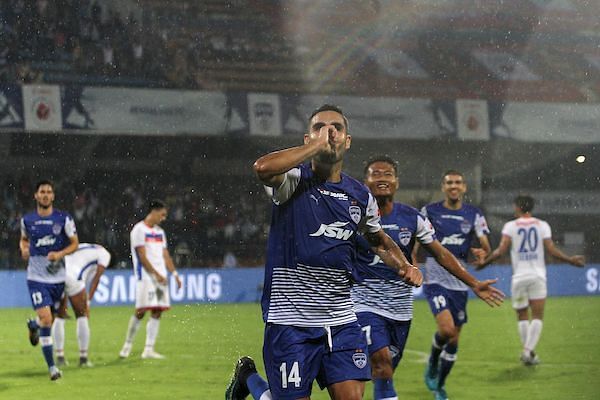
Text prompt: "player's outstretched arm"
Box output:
[[253, 125, 331, 187], [425, 240, 504, 307], [475, 235, 511, 270], [365, 230, 423, 287], [543, 239, 585, 267]]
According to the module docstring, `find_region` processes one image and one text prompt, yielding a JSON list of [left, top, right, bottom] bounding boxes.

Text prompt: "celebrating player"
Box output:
[[352, 157, 504, 400], [53, 243, 111, 367], [475, 195, 584, 365], [226, 105, 422, 400], [20, 180, 79, 380], [418, 170, 491, 400]]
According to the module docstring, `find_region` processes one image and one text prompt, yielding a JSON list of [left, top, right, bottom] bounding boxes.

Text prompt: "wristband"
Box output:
[[172, 271, 179, 277]]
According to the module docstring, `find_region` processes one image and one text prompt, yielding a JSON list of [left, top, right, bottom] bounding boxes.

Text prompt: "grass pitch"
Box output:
[[1, 297, 599, 399]]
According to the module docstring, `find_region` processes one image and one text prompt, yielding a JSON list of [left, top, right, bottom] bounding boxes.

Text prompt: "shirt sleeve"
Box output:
[[161, 229, 168, 249], [130, 225, 145, 249], [363, 192, 382, 234], [264, 168, 301, 205], [474, 212, 490, 237], [540, 221, 552, 240], [501, 221, 513, 237], [416, 214, 436, 245], [98, 247, 111, 267], [20, 218, 27, 238], [64, 215, 77, 237]]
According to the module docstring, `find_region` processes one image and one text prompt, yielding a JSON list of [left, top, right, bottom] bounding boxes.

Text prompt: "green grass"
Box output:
[[1, 297, 599, 399]]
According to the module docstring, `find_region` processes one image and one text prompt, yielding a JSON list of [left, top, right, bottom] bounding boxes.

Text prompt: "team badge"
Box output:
[[52, 223, 62, 235], [389, 345, 400, 359], [460, 220, 471, 234], [349, 206, 362, 224], [398, 231, 412, 246], [352, 352, 367, 369]]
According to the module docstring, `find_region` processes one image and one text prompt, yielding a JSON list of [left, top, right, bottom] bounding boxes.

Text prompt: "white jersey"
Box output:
[[130, 221, 167, 281], [502, 217, 551, 280], [65, 243, 111, 283]]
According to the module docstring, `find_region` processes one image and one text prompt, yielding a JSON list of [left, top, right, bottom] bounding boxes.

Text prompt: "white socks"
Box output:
[[524, 319, 543, 353], [259, 391, 273, 400], [518, 320, 529, 345], [77, 317, 90, 357], [52, 317, 65, 356], [125, 315, 142, 344], [145, 318, 160, 349]]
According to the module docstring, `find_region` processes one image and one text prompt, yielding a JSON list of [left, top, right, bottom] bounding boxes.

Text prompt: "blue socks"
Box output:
[[374, 378, 397, 399], [438, 343, 458, 388], [247, 372, 270, 399], [40, 327, 55, 368]]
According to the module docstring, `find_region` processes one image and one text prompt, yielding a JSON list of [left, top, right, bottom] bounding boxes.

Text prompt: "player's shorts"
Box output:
[[64, 274, 86, 297], [263, 322, 370, 399], [357, 312, 411, 370], [424, 283, 469, 327], [511, 275, 547, 309], [135, 279, 170, 311], [27, 280, 65, 311]]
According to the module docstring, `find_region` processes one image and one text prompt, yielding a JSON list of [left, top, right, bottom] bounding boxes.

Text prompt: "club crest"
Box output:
[[460, 220, 471, 234], [349, 206, 362, 224], [52, 224, 62, 235], [398, 231, 412, 246], [352, 352, 367, 369]]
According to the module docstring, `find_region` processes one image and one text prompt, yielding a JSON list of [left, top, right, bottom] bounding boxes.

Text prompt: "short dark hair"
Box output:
[[442, 169, 464, 182], [35, 180, 54, 191], [309, 104, 349, 131], [514, 195, 535, 213], [364, 155, 398, 177], [148, 199, 167, 212]]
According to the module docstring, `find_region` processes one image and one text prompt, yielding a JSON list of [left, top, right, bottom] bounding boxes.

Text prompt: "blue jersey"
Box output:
[[352, 203, 435, 321], [262, 164, 381, 327], [422, 201, 489, 290], [21, 210, 77, 284]]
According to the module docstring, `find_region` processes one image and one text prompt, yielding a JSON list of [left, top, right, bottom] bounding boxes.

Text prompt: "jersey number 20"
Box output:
[[517, 227, 538, 253]]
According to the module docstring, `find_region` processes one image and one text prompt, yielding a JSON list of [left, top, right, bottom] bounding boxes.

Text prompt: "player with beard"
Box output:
[[20, 180, 79, 380], [226, 105, 423, 400], [418, 170, 492, 400], [352, 157, 504, 400]]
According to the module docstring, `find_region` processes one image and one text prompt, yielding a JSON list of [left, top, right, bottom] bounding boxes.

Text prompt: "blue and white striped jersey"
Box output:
[[352, 203, 435, 321], [422, 201, 489, 291], [262, 163, 381, 327], [21, 210, 77, 284]]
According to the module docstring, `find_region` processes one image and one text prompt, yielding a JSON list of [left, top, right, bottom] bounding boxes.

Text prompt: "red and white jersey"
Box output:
[[502, 217, 551, 280], [130, 221, 167, 281]]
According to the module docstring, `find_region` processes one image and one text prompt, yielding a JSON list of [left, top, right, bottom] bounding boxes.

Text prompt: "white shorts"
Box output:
[[64, 274, 86, 297], [511, 275, 547, 309], [135, 279, 170, 311]]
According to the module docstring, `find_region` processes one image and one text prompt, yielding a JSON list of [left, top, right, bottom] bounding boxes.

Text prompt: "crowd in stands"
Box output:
[[0, 172, 270, 270]]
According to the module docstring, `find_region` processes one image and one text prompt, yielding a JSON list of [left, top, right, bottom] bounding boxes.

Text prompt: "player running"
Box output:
[[226, 105, 422, 400], [352, 157, 504, 400], [20, 180, 79, 380], [53, 243, 111, 367], [475, 195, 584, 365], [119, 200, 182, 360], [418, 170, 492, 400]]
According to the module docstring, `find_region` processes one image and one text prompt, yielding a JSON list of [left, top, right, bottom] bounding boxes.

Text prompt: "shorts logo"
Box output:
[[458, 311, 465, 321], [349, 206, 361, 224], [52, 224, 62, 235], [398, 231, 412, 246], [352, 352, 367, 369], [460, 220, 471, 234]]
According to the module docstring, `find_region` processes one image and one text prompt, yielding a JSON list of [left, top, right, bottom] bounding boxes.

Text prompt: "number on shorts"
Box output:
[[361, 325, 372, 345], [279, 361, 301, 389], [31, 291, 43, 306], [433, 295, 446, 310], [148, 291, 155, 301]]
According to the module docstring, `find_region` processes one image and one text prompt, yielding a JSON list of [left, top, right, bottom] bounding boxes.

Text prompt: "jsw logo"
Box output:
[[441, 234, 466, 246], [368, 255, 383, 266], [35, 235, 57, 247], [310, 221, 354, 240]]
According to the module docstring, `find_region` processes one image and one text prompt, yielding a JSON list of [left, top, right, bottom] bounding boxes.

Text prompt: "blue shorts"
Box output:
[[424, 284, 468, 327], [27, 280, 64, 311], [357, 312, 411, 370], [263, 322, 370, 399]]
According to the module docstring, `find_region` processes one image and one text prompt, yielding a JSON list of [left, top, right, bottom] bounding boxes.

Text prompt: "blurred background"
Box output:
[[0, 0, 598, 270]]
